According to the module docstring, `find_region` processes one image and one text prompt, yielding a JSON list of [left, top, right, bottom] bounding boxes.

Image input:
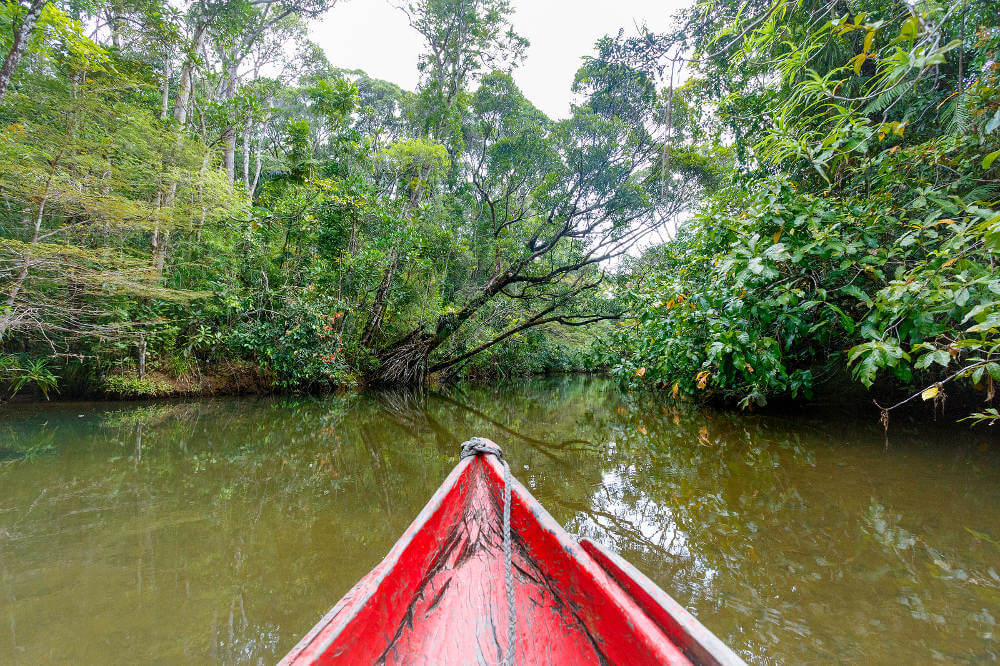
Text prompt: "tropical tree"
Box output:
[[613, 0, 1000, 422]]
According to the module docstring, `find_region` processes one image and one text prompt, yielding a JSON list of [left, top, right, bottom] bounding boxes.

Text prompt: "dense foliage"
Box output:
[[613, 0, 1000, 422], [1, 0, 700, 398], [4, 0, 996, 424]]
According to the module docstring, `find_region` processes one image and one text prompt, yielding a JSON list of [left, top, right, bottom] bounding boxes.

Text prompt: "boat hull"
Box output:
[[281, 444, 744, 665]]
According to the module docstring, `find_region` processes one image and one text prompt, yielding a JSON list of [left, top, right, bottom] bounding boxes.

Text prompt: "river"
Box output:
[[1, 376, 998, 664]]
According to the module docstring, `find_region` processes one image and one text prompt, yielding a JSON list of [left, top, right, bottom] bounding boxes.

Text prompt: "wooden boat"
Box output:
[[280, 439, 745, 665]]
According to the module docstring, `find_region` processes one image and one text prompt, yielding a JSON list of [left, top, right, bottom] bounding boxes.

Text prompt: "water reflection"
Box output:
[[1, 377, 998, 664]]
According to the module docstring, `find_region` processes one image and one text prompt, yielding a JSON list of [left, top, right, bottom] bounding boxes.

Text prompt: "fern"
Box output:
[[951, 92, 971, 134], [861, 87, 906, 117], [963, 184, 1000, 205]]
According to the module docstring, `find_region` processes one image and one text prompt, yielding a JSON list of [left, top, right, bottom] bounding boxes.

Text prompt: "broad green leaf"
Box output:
[[985, 109, 1000, 135]]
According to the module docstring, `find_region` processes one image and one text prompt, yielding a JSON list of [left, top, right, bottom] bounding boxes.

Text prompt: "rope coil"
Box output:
[[460, 437, 516, 666]]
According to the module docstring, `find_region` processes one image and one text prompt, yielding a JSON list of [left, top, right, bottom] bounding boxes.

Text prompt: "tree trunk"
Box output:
[[195, 145, 212, 241], [173, 21, 207, 127], [241, 123, 252, 191], [249, 131, 263, 197], [161, 20, 206, 213], [152, 20, 208, 270], [360, 248, 402, 348], [107, 5, 122, 49], [0, 0, 48, 104], [222, 59, 238, 186], [138, 333, 147, 379], [151, 228, 168, 276], [160, 58, 171, 121]]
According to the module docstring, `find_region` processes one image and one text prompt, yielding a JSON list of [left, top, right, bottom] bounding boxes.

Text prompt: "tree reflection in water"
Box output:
[[1, 376, 998, 664]]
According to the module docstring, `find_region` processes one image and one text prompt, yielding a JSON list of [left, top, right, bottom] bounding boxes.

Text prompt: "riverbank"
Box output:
[[2, 361, 599, 404], [2, 360, 277, 403], [5, 365, 992, 433]]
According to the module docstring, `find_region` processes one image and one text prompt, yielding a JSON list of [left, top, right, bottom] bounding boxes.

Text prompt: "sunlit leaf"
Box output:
[[983, 150, 1000, 171]]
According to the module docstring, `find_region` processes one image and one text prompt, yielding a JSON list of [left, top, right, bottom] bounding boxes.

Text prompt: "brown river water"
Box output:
[[1, 376, 998, 664]]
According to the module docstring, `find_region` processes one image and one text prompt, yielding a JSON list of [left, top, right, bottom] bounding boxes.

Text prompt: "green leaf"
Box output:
[[983, 150, 1000, 171], [826, 303, 855, 333], [986, 109, 1000, 135], [841, 285, 871, 303], [914, 349, 949, 369]]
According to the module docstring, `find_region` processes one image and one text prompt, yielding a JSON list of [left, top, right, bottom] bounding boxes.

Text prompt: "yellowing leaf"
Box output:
[[773, 228, 783, 243], [921, 385, 939, 401], [863, 29, 875, 54], [900, 16, 917, 41], [850, 53, 867, 75]]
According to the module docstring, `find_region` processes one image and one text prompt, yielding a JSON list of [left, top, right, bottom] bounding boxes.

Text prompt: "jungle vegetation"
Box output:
[[609, 0, 1000, 424], [0, 0, 706, 398], [0, 0, 997, 424]]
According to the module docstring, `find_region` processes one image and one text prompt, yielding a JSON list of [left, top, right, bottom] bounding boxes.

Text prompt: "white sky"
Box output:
[[310, 0, 689, 119]]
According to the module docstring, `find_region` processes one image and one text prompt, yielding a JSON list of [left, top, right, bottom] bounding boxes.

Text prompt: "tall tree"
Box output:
[[208, 0, 339, 185], [0, 0, 48, 104], [404, 0, 526, 152]]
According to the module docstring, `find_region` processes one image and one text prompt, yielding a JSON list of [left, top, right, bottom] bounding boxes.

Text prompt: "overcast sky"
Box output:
[[310, 0, 688, 119]]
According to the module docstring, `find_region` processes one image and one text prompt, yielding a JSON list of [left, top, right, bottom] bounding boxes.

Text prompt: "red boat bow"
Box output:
[[281, 440, 745, 665]]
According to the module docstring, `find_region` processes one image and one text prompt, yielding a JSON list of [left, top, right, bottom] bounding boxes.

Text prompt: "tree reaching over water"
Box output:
[[1, 0, 704, 396], [360, 18, 708, 384]]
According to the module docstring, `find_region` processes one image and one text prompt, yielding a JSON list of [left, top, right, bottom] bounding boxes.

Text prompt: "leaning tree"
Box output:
[[363, 46, 706, 384]]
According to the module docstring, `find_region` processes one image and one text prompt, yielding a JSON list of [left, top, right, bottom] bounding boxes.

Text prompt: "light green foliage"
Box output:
[[378, 137, 450, 193], [0, 0, 699, 397], [0, 1, 109, 73], [0, 74, 241, 328], [102, 374, 175, 398], [0, 354, 57, 399]]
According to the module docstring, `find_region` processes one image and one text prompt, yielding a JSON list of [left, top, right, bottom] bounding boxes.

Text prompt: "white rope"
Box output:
[[461, 437, 516, 666]]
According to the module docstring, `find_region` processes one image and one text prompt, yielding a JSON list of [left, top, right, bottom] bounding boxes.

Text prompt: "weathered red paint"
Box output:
[[281, 441, 745, 665], [580, 538, 746, 666]]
